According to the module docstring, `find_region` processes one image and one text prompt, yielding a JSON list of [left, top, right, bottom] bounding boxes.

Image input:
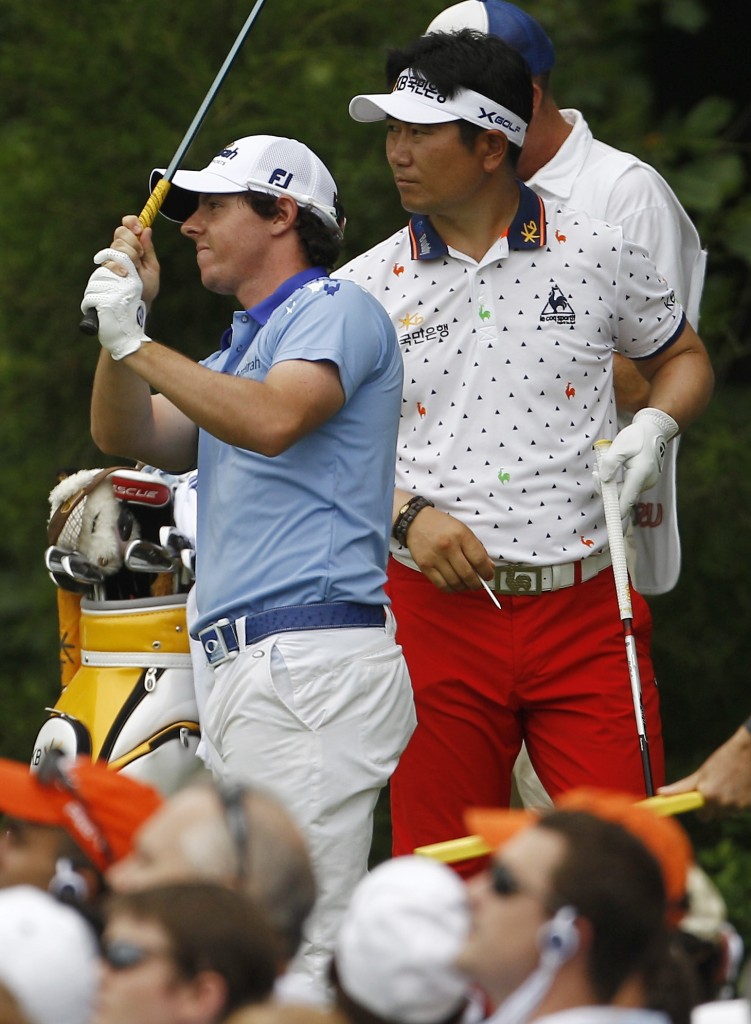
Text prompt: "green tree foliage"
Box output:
[[1, 0, 750, 953]]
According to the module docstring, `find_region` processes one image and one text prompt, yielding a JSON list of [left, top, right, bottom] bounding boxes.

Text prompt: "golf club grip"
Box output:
[[79, 178, 172, 336], [594, 439, 632, 620]]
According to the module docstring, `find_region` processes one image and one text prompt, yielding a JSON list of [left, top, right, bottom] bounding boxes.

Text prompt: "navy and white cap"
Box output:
[[426, 0, 556, 77], [150, 135, 344, 237]]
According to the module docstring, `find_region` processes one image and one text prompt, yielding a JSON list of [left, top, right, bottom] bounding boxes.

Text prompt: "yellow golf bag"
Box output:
[[33, 467, 201, 795]]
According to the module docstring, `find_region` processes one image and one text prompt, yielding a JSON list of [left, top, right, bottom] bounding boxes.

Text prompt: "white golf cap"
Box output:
[[349, 68, 526, 145], [334, 856, 471, 1024], [150, 135, 344, 236], [0, 886, 100, 1024]]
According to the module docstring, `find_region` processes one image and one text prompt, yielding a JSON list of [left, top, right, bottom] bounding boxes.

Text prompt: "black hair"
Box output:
[[385, 29, 532, 168], [243, 192, 343, 270]]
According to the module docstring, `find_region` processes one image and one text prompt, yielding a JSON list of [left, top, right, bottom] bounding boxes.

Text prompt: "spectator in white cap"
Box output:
[[0, 885, 100, 1024], [332, 856, 473, 1024], [81, 132, 416, 1003]]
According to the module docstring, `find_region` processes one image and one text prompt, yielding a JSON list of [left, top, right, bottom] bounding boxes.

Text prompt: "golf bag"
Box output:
[[32, 466, 201, 795]]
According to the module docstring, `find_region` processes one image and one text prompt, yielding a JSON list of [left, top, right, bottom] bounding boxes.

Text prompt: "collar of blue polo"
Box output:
[[407, 181, 546, 260], [220, 267, 328, 349]]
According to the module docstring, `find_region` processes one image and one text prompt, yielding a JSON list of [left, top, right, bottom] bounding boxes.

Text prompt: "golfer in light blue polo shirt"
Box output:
[[194, 270, 400, 621], [83, 134, 416, 1004]]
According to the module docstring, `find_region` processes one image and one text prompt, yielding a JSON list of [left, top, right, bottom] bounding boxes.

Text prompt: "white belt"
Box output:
[[492, 548, 612, 596]]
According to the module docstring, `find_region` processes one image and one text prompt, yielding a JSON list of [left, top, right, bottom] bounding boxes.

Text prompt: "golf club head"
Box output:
[[47, 569, 92, 595], [61, 552, 107, 585], [156, 527, 196, 585], [124, 539, 178, 574], [45, 545, 70, 575], [159, 525, 193, 554]]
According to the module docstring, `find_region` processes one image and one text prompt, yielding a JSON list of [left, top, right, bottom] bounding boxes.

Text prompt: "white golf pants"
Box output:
[[194, 608, 416, 1002]]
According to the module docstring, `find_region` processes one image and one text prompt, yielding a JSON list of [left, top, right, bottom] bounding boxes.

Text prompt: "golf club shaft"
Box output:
[[594, 438, 655, 796], [80, 0, 270, 335]]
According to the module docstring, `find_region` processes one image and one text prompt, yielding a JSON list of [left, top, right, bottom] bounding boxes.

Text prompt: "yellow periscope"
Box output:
[[414, 792, 705, 863]]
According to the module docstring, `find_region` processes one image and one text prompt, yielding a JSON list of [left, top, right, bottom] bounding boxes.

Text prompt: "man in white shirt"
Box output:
[[426, 0, 707, 597], [336, 28, 713, 864]]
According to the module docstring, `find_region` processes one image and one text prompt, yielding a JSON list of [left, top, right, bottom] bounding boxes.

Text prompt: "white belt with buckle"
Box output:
[[493, 548, 612, 596]]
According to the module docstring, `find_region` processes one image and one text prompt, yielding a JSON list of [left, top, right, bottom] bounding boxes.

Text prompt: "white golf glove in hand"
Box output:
[[81, 248, 151, 360], [595, 407, 679, 519]]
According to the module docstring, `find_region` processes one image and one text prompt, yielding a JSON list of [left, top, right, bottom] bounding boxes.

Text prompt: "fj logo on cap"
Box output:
[[268, 168, 294, 188]]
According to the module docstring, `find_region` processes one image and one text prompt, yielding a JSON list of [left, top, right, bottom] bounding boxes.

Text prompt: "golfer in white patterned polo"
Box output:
[[335, 29, 714, 868]]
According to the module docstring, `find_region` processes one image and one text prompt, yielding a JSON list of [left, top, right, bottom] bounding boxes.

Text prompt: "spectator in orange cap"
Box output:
[[458, 793, 700, 1024], [465, 787, 693, 926], [551, 788, 693, 927], [0, 751, 162, 906]]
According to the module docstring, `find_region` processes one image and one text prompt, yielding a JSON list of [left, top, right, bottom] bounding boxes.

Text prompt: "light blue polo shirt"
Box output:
[[192, 268, 402, 631]]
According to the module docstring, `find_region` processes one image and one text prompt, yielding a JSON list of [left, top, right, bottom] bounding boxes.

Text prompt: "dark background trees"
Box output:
[[1, 0, 750, 945]]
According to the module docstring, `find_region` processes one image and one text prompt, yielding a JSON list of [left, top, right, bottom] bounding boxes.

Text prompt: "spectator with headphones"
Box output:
[[458, 791, 700, 1024], [0, 752, 163, 907]]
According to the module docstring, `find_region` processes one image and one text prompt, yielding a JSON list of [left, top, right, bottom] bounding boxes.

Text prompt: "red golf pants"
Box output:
[[387, 557, 664, 871]]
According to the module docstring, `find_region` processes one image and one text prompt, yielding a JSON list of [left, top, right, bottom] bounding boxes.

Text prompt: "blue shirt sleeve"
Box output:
[[261, 279, 397, 401]]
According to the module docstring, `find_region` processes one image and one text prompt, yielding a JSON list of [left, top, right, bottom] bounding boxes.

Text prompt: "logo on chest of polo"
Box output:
[[540, 283, 576, 324], [238, 355, 262, 376], [398, 319, 450, 350]]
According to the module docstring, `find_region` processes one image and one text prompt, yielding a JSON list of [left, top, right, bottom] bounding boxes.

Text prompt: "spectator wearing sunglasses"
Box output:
[[458, 792, 700, 1024], [106, 781, 315, 1002], [95, 882, 278, 1024]]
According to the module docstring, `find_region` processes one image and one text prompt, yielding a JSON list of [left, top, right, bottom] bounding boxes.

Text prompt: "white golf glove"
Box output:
[[595, 407, 679, 519], [81, 248, 151, 360]]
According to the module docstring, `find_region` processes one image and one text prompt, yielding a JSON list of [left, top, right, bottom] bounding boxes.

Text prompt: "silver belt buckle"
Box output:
[[198, 617, 240, 667], [494, 565, 543, 596]]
